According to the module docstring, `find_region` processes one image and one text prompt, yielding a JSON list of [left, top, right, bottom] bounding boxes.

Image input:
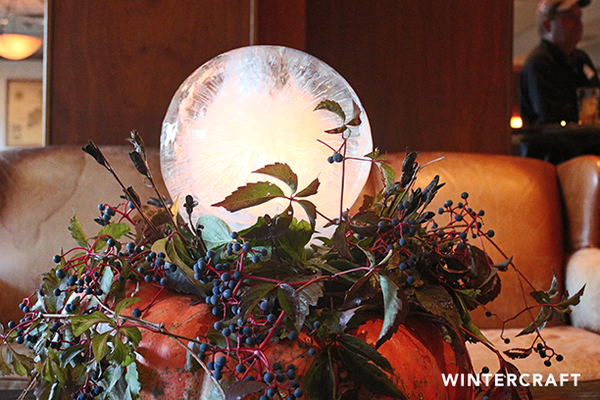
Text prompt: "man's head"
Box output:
[[537, 0, 591, 54]]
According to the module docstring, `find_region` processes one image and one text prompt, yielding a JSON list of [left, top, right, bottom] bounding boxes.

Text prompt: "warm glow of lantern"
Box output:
[[161, 46, 373, 234]]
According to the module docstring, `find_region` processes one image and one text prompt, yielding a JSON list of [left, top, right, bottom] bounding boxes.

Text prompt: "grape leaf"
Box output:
[[338, 334, 392, 373], [253, 163, 298, 194], [278, 283, 301, 331], [212, 181, 285, 212], [239, 283, 277, 319], [197, 215, 232, 250], [70, 311, 113, 336]]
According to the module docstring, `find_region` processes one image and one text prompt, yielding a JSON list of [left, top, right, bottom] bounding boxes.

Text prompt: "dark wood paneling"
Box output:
[[306, 0, 513, 154], [256, 0, 306, 50], [46, 0, 253, 147]]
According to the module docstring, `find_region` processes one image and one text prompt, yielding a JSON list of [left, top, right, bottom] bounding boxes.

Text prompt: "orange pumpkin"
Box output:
[[128, 285, 474, 400]]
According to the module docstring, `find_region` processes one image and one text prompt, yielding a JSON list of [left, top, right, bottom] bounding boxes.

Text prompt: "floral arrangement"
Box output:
[[0, 101, 584, 400]]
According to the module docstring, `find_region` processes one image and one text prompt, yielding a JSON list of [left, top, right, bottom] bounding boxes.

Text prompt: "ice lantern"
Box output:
[[160, 46, 373, 234]]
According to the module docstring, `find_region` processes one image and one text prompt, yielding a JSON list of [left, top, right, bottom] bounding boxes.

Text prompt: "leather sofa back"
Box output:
[[0, 145, 166, 325], [357, 152, 564, 329]]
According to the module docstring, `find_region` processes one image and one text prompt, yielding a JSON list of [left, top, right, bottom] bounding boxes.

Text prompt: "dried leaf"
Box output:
[[81, 140, 107, 167], [129, 150, 148, 176]]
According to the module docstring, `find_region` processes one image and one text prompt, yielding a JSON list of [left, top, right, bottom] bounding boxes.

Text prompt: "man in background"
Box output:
[[520, 0, 600, 125]]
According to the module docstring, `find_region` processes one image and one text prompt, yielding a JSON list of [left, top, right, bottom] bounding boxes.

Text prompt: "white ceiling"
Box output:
[[514, 0, 600, 66], [0, 0, 43, 36]]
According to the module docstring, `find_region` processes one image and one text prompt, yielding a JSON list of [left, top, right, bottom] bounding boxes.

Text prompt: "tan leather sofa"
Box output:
[[1, 146, 599, 389]]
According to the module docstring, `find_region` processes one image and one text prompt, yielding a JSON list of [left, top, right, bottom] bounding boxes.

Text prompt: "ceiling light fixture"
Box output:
[[0, 0, 43, 61], [0, 33, 41, 60]]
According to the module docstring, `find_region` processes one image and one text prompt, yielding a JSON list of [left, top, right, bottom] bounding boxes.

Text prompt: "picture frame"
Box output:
[[6, 79, 44, 147]]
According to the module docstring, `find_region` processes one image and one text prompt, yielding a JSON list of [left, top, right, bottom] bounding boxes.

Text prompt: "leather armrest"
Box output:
[[557, 155, 600, 252]]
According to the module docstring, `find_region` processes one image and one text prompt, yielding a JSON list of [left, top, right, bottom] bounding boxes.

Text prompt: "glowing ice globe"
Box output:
[[161, 46, 373, 233]]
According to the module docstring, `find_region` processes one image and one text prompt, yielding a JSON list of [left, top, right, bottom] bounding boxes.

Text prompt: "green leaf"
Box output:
[[304, 349, 335, 400], [70, 311, 114, 336], [108, 334, 128, 365], [7, 346, 34, 376], [94, 223, 131, 252], [125, 362, 141, 398], [253, 163, 298, 194], [239, 283, 277, 319], [114, 297, 140, 319], [295, 178, 320, 198], [197, 215, 232, 250], [296, 200, 317, 231], [211, 181, 285, 212], [339, 346, 406, 399], [119, 326, 142, 346], [99, 265, 114, 298], [314, 100, 346, 122], [278, 284, 301, 331], [69, 215, 89, 248], [377, 274, 409, 348], [0, 347, 11, 375], [92, 331, 112, 361], [379, 163, 396, 193], [274, 218, 312, 265], [338, 334, 392, 373]]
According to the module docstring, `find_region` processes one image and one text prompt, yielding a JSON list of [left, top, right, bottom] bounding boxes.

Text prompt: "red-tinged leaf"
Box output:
[[377, 274, 409, 348], [253, 163, 298, 194], [325, 125, 347, 134], [314, 99, 346, 121], [295, 178, 320, 198], [225, 380, 267, 400], [297, 200, 317, 231], [347, 101, 362, 126], [211, 181, 285, 212], [555, 284, 585, 311], [485, 362, 532, 400], [503, 347, 532, 360], [340, 272, 379, 311], [517, 305, 553, 336]]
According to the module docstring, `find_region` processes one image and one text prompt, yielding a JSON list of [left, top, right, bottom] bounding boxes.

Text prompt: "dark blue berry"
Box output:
[[407, 276, 416, 285], [333, 152, 344, 163], [55, 269, 66, 279], [263, 372, 274, 383], [106, 237, 116, 247], [242, 242, 252, 252], [132, 308, 142, 318]]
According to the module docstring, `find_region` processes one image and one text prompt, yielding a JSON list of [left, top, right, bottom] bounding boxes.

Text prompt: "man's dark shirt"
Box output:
[[520, 39, 600, 125]]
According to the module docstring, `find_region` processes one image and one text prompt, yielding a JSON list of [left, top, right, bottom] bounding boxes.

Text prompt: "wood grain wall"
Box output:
[[46, 0, 254, 147], [46, 0, 513, 154], [305, 0, 514, 154]]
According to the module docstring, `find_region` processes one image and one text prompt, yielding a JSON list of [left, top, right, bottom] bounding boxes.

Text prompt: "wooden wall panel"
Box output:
[[256, 0, 306, 50], [46, 0, 253, 147], [305, 0, 513, 154]]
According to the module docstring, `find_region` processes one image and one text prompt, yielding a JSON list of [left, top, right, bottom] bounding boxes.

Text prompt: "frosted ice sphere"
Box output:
[[161, 45, 373, 233]]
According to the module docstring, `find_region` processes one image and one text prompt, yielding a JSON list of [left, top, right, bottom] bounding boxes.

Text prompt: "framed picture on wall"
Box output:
[[6, 79, 44, 147]]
